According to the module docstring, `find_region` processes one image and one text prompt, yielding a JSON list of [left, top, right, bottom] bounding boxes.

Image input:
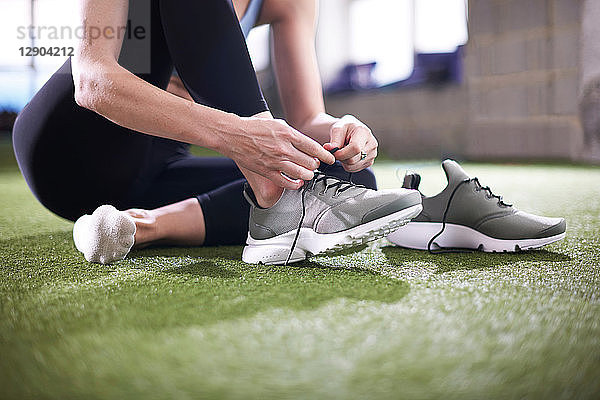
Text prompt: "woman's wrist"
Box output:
[[189, 103, 241, 154], [299, 112, 338, 144]]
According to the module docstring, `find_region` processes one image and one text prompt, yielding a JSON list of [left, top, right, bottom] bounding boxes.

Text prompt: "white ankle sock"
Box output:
[[73, 205, 136, 264]]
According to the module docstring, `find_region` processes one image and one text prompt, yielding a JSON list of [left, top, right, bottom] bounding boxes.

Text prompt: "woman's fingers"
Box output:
[[267, 171, 304, 190], [289, 130, 335, 165], [334, 140, 364, 162], [342, 155, 375, 172], [329, 121, 348, 149], [279, 161, 315, 181], [344, 139, 376, 164], [327, 117, 374, 163], [338, 135, 378, 172], [232, 117, 333, 188], [284, 146, 320, 171], [264, 162, 314, 189]]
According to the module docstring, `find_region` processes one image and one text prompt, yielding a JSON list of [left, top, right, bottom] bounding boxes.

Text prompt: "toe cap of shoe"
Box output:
[[478, 211, 566, 240], [535, 216, 566, 238]]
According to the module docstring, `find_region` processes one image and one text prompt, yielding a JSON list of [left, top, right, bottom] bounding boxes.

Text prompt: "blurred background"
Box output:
[[1, 0, 597, 163]]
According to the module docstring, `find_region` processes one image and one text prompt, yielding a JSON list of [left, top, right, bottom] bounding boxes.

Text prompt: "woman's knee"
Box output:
[[353, 167, 377, 190]]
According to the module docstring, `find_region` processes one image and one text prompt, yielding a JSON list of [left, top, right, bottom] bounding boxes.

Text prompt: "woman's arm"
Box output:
[[263, 0, 378, 172], [72, 0, 333, 188], [72, 0, 229, 149]]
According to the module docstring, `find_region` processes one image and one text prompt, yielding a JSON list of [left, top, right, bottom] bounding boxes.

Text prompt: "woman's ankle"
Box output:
[[124, 209, 157, 249], [253, 184, 284, 208], [240, 167, 285, 208], [126, 199, 206, 248]]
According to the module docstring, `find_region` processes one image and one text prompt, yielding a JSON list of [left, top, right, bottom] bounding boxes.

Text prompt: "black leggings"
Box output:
[[12, 0, 376, 245]]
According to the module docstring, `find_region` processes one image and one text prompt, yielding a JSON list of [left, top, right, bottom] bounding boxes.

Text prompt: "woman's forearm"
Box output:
[[72, 59, 335, 187], [297, 112, 338, 145], [73, 59, 239, 152]]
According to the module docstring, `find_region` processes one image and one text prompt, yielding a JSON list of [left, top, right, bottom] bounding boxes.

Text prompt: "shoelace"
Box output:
[[427, 177, 511, 254], [471, 177, 512, 207], [284, 149, 363, 265]]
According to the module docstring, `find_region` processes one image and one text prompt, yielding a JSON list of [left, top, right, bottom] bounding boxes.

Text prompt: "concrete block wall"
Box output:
[[322, 0, 586, 161], [465, 0, 583, 160], [324, 85, 468, 159], [580, 0, 600, 162]]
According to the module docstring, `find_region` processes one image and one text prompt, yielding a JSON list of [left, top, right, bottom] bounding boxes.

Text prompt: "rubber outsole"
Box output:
[[242, 204, 423, 265], [386, 222, 566, 252]]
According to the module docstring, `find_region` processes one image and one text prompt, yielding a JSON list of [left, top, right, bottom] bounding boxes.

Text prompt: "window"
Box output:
[[0, 0, 30, 68], [414, 0, 468, 53], [0, 0, 271, 111], [349, 0, 414, 86], [246, 24, 271, 72], [343, 0, 468, 87], [32, 0, 79, 70], [0, 0, 79, 110]]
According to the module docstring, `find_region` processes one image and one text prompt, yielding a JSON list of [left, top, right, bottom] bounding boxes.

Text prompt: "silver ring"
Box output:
[[360, 151, 367, 161]]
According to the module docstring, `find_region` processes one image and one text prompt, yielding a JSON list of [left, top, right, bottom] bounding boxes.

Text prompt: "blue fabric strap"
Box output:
[[239, 0, 264, 38]]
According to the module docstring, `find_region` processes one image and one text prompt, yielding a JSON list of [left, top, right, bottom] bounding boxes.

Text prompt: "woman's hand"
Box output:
[[220, 115, 336, 189], [323, 115, 378, 172]]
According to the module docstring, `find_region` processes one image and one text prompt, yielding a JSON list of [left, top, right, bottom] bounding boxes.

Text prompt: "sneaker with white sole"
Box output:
[[386, 160, 566, 253], [242, 171, 423, 265]]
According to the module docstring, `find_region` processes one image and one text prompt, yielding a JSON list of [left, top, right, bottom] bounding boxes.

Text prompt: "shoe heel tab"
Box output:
[[403, 172, 421, 190]]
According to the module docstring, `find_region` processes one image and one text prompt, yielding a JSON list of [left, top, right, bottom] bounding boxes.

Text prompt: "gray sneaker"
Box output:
[[387, 160, 566, 252], [242, 171, 422, 265]]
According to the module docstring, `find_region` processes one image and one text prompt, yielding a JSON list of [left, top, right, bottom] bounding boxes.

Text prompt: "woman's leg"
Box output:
[[126, 179, 248, 249], [73, 155, 379, 263], [128, 155, 249, 246], [158, 0, 268, 117], [158, 0, 284, 208], [127, 198, 206, 248], [123, 156, 376, 249], [12, 59, 157, 221], [12, 0, 175, 221]]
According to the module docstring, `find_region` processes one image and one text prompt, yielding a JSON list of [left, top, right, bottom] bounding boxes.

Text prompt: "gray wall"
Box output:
[[580, 0, 600, 162], [325, 85, 468, 159], [324, 0, 588, 161], [465, 0, 582, 160]]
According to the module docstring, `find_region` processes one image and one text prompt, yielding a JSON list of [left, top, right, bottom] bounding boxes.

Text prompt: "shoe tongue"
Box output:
[[442, 159, 471, 184]]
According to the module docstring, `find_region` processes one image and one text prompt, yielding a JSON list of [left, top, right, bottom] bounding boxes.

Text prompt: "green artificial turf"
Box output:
[[1, 137, 599, 399]]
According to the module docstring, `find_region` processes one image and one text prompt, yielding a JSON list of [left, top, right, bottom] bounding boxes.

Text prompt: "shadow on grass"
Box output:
[[163, 260, 241, 278], [381, 246, 571, 274], [130, 244, 243, 261], [1, 232, 410, 335], [130, 247, 400, 292]]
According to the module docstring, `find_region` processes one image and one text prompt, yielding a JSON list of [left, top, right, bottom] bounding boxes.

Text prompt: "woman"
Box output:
[[12, 0, 422, 264]]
